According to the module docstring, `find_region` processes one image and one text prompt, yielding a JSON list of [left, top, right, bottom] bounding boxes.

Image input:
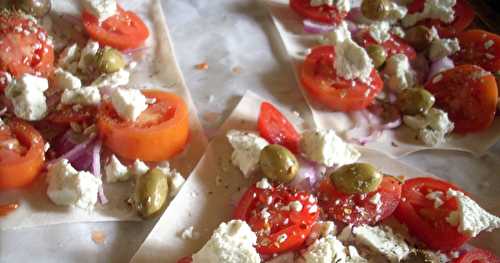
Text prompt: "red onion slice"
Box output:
[[46, 135, 96, 167], [427, 57, 454, 82], [92, 140, 108, 204]]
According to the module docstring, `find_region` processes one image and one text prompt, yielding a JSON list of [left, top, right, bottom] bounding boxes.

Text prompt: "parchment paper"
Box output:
[[131, 91, 500, 263], [263, 0, 500, 158], [0, 0, 207, 230]]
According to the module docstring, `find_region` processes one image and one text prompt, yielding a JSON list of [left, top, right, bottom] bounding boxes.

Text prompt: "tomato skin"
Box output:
[[176, 257, 193, 263], [407, 0, 475, 38], [300, 46, 383, 112], [0, 120, 45, 190], [453, 249, 500, 263], [290, 0, 347, 25], [258, 102, 300, 153], [425, 65, 498, 133], [97, 90, 189, 162], [395, 177, 470, 251], [453, 30, 500, 73], [358, 31, 417, 61], [82, 6, 149, 50], [318, 176, 402, 225]]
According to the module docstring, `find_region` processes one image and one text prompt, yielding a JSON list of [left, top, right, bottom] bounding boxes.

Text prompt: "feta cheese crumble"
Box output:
[[105, 155, 130, 183], [256, 177, 272, 189], [132, 159, 149, 176], [6, 74, 48, 121], [384, 54, 416, 91], [227, 130, 269, 177], [47, 159, 102, 210], [425, 191, 444, 208], [303, 235, 347, 263], [300, 129, 361, 167], [90, 68, 131, 89], [352, 225, 411, 262], [403, 108, 454, 146], [110, 88, 148, 122], [446, 189, 500, 237], [82, 0, 118, 22], [402, 0, 457, 28], [192, 220, 260, 263], [78, 40, 100, 71], [53, 68, 82, 91], [429, 37, 460, 61], [155, 162, 186, 197], [369, 21, 391, 44], [61, 84, 101, 106], [58, 44, 81, 73]]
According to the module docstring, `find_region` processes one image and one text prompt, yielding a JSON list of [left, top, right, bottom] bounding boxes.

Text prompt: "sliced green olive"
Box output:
[[361, 0, 390, 21], [14, 0, 51, 18], [259, 144, 299, 183], [133, 168, 169, 219], [330, 163, 383, 194], [397, 87, 435, 115], [366, 44, 387, 68], [404, 26, 433, 52], [401, 250, 439, 263], [96, 47, 126, 74]]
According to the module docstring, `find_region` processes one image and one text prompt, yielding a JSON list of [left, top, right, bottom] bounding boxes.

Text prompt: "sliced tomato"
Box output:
[[318, 176, 402, 225], [0, 119, 45, 190], [300, 45, 383, 111], [407, 0, 475, 38], [0, 13, 54, 78], [258, 102, 300, 153], [97, 90, 189, 162], [425, 65, 498, 133], [358, 30, 417, 61], [394, 177, 470, 251], [453, 249, 500, 263], [45, 105, 97, 125], [290, 0, 347, 25], [0, 202, 19, 217], [233, 182, 319, 255], [453, 30, 500, 73], [82, 6, 149, 50], [176, 257, 192, 263]]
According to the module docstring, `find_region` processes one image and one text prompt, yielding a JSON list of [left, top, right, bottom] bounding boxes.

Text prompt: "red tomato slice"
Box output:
[[0, 202, 19, 217], [453, 249, 500, 263], [82, 6, 149, 50], [394, 177, 470, 251], [233, 182, 319, 255], [45, 105, 97, 125], [290, 0, 347, 25], [407, 0, 475, 38], [318, 176, 402, 225], [176, 257, 192, 263], [358, 30, 417, 61], [300, 45, 383, 111], [0, 13, 54, 78], [258, 102, 300, 153], [453, 30, 500, 73], [425, 65, 498, 133]]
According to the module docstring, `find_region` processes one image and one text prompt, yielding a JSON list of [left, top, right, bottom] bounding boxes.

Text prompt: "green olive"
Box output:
[[361, 0, 390, 21], [397, 87, 435, 115], [133, 168, 169, 219], [330, 163, 383, 194], [14, 0, 51, 18], [259, 144, 299, 183], [96, 47, 126, 74], [401, 250, 439, 263], [404, 26, 433, 52], [366, 44, 387, 68]]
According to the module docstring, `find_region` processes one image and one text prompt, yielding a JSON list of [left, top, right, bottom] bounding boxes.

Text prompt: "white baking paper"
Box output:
[[131, 91, 500, 263], [0, 0, 207, 230], [263, 0, 500, 158]]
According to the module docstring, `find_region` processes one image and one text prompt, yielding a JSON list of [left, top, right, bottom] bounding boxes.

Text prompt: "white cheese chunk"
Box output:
[[347, 246, 368, 263], [352, 225, 411, 263], [300, 129, 361, 167], [6, 74, 48, 121], [384, 54, 416, 91], [403, 108, 454, 146], [429, 38, 460, 61], [386, 2, 408, 21], [131, 159, 149, 176], [425, 191, 445, 208], [256, 177, 272, 189], [155, 162, 186, 197], [47, 159, 102, 210], [192, 220, 260, 263], [53, 68, 82, 91], [390, 26, 406, 38], [61, 86, 101, 106], [227, 130, 269, 177], [303, 235, 347, 263], [82, 0, 117, 22], [447, 189, 500, 237], [58, 44, 80, 73], [369, 21, 391, 44], [110, 88, 148, 121], [105, 155, 130, 183], [90, 68, 130, 89], [78, 40, 100, 71], [402, 0, 457, 27]]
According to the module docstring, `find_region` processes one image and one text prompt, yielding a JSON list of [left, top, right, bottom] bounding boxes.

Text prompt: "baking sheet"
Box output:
[[264, 0, 500, 158], [0, 0, 207, 230], [130, 91, 500, 263]]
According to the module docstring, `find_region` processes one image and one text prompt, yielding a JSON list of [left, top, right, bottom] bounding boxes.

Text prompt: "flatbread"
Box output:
[[130, 91, 500, 262], [0, 0, 207, 230], [263, 0, 500, 158]]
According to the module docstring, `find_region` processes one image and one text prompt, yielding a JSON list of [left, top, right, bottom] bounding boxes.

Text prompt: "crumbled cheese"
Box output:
[[386, 2, 408, 21], [131, 159, 149, 176], [384, 54, 416, 91], [352, 225, 411, 263], [105, 155, 130, 183], [369, 192, 382, 205], [403, 108, 454, 146], [425, 191, 444, 208], [402, 0, 457, 27], [300, 129, 361, 167], [6, 74, 48, 121], [192, 220, 260, 263], [53, 68, 82, 91], [155, 163, 186, 197], [310, 0, 350, 13], [181, 226, 199, 240], [446, 189, 500, 237], [256, 177, 272, 189], [227, 130, 269, 177], [61, 86, 101, 106], [390, 26, 405, 39], [90, 68, 130, 89], [429, 38, 460, 61], [110, 88, 148, 121], [82, 0, 117, 22], [347, 246, 368, 263], [289, 200, 304, 212], [47, 159, 102, 210], [369, 21, 391, 44], [303, 236, 347, 263], [310, 221, 337, 239], [78, 40, 100, 71], [58, 44, 80, 73]]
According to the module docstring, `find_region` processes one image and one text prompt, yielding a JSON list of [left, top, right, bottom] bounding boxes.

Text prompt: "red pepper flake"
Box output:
[[195, 62, 208, 70], [0, 202, 19, 217], [91, 230, 106, 245]]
